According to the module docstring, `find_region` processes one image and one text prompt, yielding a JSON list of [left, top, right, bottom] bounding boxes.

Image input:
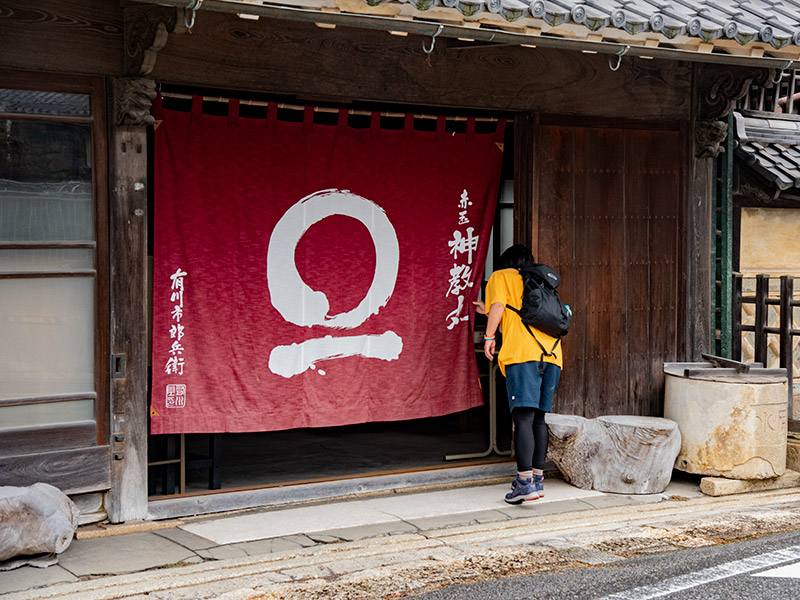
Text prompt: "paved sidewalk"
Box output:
[[2, 475, 799, 600]]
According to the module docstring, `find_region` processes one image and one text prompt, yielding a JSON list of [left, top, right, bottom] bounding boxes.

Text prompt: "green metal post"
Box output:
[[712, 114, 734, 358], [719, 113, 734, 358]]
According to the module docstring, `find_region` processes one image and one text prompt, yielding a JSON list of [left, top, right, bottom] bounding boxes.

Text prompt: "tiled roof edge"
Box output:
[[734, 111, 800, 145], [348, 0, 800, 51], [735, 142, 800, 191]]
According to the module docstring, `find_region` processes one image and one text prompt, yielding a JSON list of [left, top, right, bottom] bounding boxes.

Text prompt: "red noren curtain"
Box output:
[[151, 97, 505, 433]]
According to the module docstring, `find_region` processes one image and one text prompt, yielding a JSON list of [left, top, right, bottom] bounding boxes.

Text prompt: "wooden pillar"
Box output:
[[106, 77, 155, 522], [754, 273, 769, 366], [780, 276, 795, 423], [686, 147, 714, 360], [687, 63, 769, 361], [719, 114, 735, 358], [514, 112, 536, 252]]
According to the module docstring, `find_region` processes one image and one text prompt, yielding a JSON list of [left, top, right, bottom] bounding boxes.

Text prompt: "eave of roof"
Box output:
[[155, 0, 800, 67], [735, 110, 800, 191]]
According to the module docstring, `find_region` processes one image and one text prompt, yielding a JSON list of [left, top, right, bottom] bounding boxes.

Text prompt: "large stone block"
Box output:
[[664, 365, 787, 480], [787, 438, 800, 473], [700, 470, 800, 496]]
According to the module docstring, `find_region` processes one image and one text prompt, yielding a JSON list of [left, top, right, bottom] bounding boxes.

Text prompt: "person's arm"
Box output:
[[483, 302, 505, 361]]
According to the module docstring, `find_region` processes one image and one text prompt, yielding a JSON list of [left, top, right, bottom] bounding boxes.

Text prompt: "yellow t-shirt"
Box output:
[[484, 268, 564, 375]]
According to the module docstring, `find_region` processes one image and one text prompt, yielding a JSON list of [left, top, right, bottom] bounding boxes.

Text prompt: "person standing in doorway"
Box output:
[[480, 244, 563, 504]]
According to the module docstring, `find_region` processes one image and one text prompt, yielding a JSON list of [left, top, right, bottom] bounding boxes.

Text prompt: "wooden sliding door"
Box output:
[[0, 71, 110, 493]]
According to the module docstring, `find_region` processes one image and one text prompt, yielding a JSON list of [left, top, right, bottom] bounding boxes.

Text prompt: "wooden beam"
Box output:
[[151, 12, 691, 120], [0, 1, 124, 76], [0, 446, 111, 495], [0, 422, 97, 457]]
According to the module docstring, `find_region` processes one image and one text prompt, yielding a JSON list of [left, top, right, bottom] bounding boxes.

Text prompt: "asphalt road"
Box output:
[[410, 529, 800, 599]]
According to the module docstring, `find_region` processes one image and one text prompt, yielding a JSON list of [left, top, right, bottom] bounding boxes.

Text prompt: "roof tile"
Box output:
[[736, 111, 800, 191], [351, 0, 800, 50]]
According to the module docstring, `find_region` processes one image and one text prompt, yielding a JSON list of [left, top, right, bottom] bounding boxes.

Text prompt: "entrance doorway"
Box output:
[[147, 89, 516, 498]]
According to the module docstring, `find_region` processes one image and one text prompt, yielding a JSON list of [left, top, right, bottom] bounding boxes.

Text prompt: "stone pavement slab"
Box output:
[[405, 508, 511, 531], [154, 527, 219, 551], [197, 545, 251, 560], [497, 497, 596, 517], [179, 479, 604, 545], [180, 502, 396, 545], [234, 535, 316, 556], [0, 564, 77, 595], [56, 532, 199, 576], [577, 494, 643, 509], [311, 520, 420, 542]]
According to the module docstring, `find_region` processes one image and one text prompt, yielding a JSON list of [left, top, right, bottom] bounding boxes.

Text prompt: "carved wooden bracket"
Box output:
[[124, 5, 186, 76], [695, 120, 728, 159], [112, 78, 157, 127], [696, 64, 769, 121], [694, 64, 770, 158]]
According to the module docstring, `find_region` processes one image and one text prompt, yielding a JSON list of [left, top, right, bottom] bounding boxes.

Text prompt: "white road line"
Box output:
[[603, 545, 800, 599], [753, 560, 800, 579]]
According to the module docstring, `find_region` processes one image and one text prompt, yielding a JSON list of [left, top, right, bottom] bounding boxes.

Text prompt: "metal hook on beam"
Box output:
[[772, 59, 793, 84], [184, 0, 203, 30], [422, 24, 444, 55], [609, 45, 630, 72]]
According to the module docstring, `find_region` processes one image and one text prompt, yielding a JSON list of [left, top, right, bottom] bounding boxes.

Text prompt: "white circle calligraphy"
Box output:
[[267, 189, 400, 329]]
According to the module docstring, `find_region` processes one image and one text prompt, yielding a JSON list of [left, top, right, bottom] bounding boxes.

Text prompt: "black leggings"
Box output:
[[513, 407, 548, 472]]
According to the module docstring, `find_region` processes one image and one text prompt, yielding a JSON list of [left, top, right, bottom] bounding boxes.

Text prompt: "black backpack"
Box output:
[[506, 264, 572, 364]]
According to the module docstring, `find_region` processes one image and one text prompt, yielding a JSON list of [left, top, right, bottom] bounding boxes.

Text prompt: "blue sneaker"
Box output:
[[504, 476, 538, 504], [533, 474, 544, 498]]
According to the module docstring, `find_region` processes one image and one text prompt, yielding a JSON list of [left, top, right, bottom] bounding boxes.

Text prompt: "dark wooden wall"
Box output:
[[535, 121, 684, 418]]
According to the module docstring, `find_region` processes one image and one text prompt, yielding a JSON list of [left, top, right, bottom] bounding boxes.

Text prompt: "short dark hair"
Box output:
[[498, 244, 535, 269]]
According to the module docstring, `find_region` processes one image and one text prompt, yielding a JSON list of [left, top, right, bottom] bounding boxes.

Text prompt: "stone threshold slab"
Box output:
[[179, 480, 605, 545], [700, 469, 800, 496]]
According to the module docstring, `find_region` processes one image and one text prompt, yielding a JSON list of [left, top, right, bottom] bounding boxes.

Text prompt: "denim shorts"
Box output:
[[504, 361, 562, 413]]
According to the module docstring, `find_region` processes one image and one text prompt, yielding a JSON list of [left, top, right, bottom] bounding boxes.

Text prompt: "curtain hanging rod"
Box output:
[[158, 92, 507, 123]]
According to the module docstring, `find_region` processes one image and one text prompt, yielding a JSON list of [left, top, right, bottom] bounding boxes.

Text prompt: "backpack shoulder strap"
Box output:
[[523, 321, 561, 356], [505, 300, 561, 370], [506, 303, 521, 316], [523, 322, 560, 373]]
